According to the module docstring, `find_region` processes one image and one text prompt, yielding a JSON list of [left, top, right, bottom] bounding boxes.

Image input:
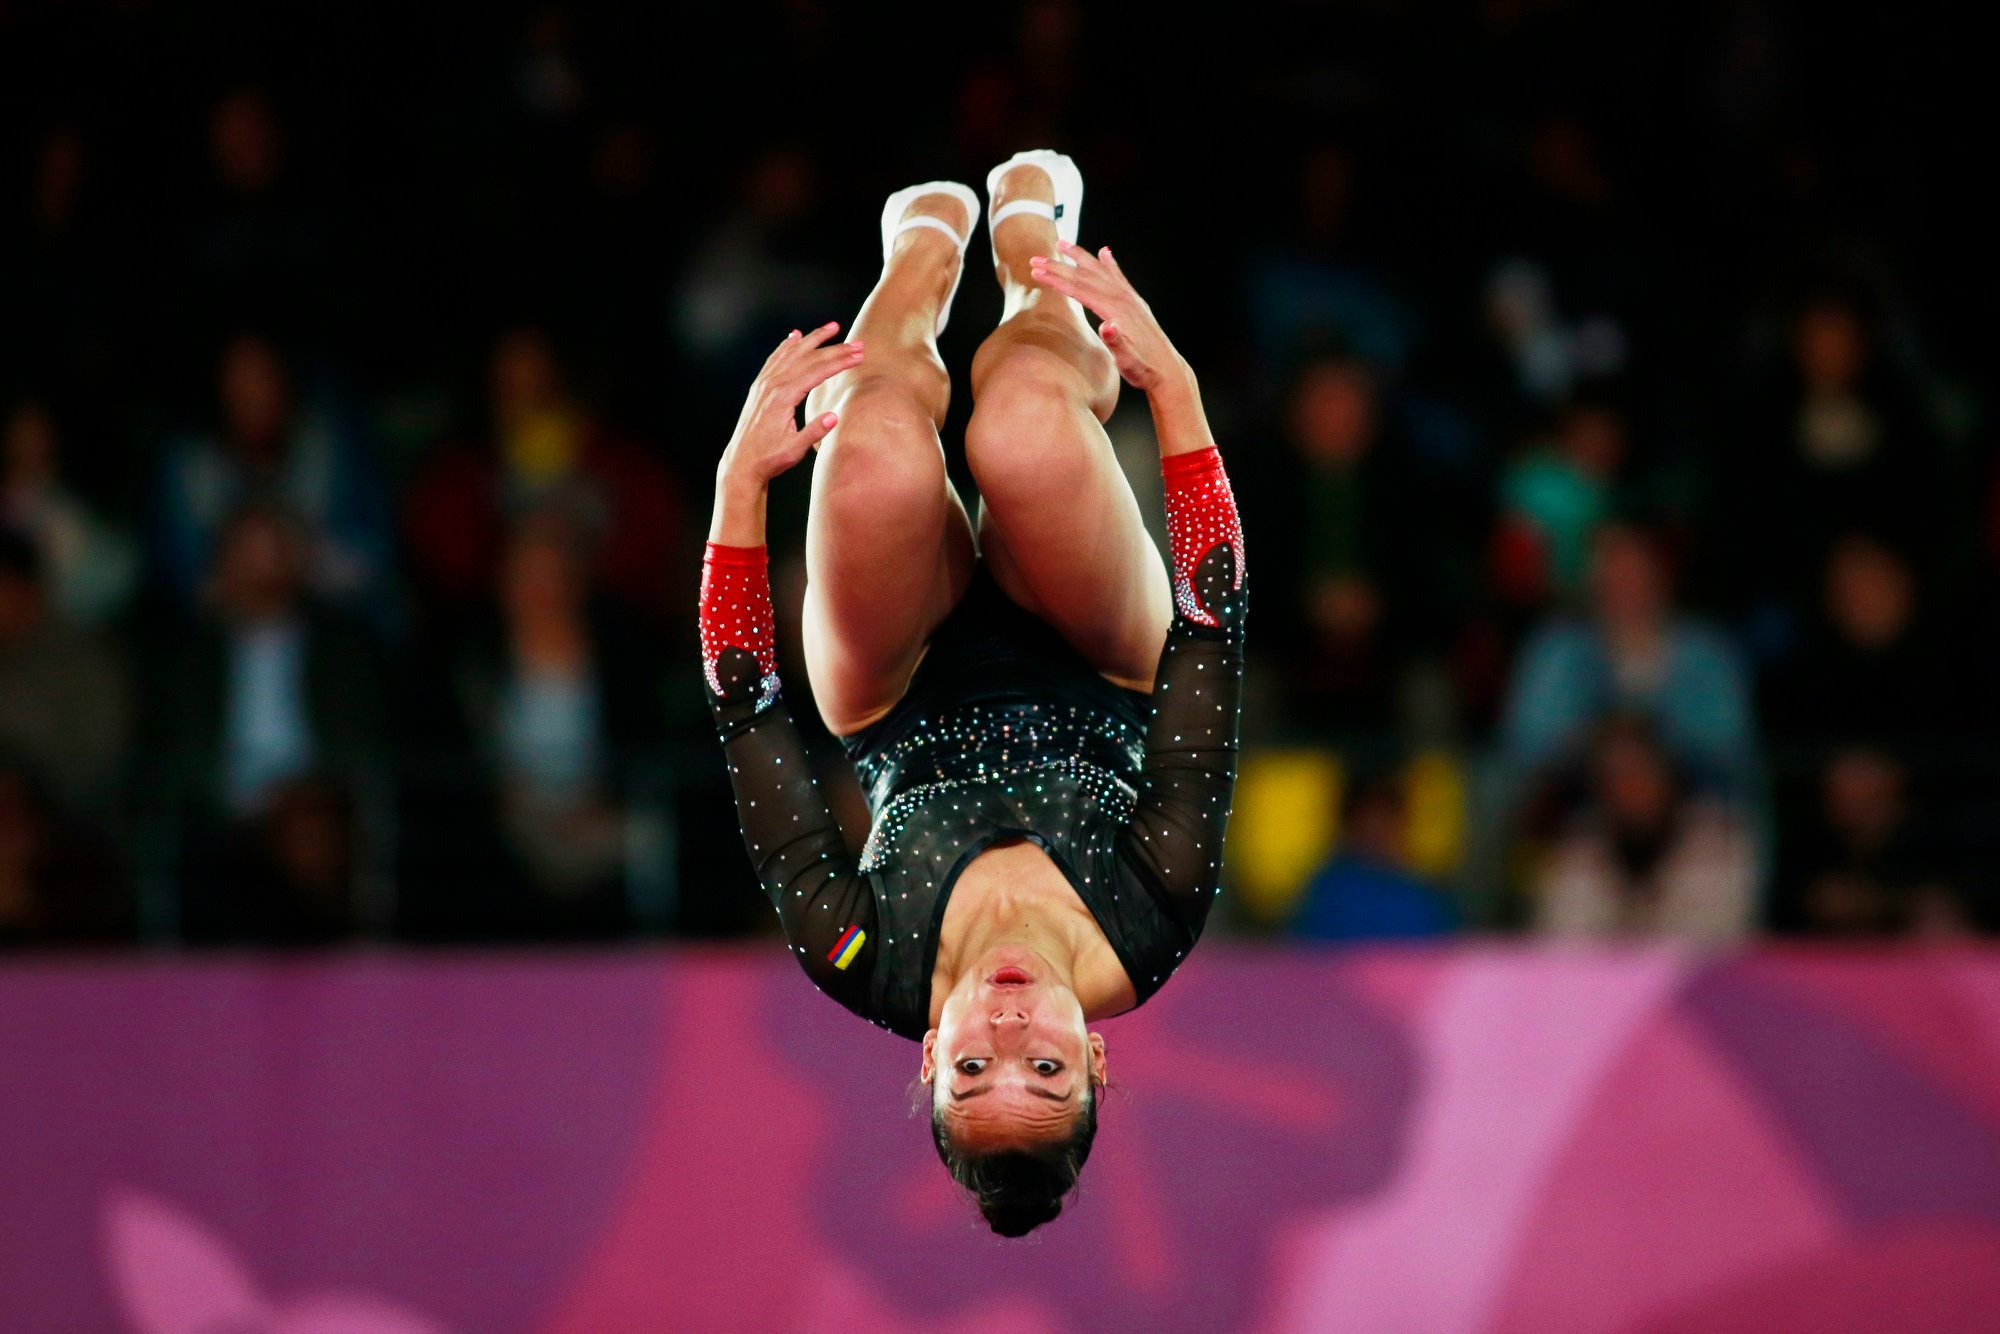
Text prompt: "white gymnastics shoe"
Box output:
[[984, 148, 1083, 267], [985, 148, 1085, 318], [879, 180, 981, 336]]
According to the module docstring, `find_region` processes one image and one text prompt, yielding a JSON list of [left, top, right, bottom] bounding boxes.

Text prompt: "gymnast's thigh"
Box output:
[[801, 410, 976, 735]]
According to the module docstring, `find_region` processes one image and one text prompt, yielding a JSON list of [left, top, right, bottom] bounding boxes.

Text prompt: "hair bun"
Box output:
[[981, 1193, 1062, 1238]]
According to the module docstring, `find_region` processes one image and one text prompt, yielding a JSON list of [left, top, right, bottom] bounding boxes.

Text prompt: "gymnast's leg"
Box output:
[[965, 162, 1174, 690], [801, 192, 978, 735]]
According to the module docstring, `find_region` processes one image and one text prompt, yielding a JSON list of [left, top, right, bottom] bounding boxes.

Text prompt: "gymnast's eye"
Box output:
[[1030, 1059, 1062, 1077], [956, 1058, 988, 1075]]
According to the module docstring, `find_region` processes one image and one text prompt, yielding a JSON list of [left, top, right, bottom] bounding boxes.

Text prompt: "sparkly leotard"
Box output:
[[701, 446, 1245, 1040]]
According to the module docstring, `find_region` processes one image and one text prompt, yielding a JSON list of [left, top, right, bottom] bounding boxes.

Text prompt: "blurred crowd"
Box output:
[[2, 0, 1991, 947]]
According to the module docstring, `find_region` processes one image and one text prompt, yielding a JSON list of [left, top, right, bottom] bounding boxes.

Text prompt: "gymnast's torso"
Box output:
[[702, 447, 1246, 1042], [834, 562, 1209, 1038]]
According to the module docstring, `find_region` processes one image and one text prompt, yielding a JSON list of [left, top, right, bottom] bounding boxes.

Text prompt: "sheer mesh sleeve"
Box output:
[[702, 543, 877, 1015], [1117, 448, 1246, 935]]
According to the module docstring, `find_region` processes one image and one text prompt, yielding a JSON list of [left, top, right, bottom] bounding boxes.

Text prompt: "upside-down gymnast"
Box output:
[[699, 149, 1245, 1237]]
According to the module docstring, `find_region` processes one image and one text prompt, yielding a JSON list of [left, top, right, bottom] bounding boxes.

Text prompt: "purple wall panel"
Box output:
[[4, 947, 1999, 1332]]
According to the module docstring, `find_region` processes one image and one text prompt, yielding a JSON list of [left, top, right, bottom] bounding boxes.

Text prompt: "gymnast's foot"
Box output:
[[807, 183, 973, 424], [985, 149, 1085, 323], [881, 184, 977, 338], [989, 166, 1058, 286]]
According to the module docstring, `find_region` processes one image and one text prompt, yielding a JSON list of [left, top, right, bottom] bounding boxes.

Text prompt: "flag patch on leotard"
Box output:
[[828, 925, 866, 970]]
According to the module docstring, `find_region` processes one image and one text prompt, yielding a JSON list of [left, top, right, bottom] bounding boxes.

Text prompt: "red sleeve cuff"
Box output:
[[700, 542, 779, 706], [1160, 446, 1223, 485], [704, 542, 768, 569], [1159, 445, 1242, 628]]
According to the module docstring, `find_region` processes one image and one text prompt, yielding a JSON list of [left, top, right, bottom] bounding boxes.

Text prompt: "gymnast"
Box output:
[[699, 150, 1245, 1237]]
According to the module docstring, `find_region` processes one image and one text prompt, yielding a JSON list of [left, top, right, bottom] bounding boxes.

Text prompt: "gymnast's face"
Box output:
[[922, 948, 1106, 1150]]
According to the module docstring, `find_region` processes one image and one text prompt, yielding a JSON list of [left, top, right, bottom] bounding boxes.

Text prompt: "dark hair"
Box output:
[[931, 1087, 1098, 1238]]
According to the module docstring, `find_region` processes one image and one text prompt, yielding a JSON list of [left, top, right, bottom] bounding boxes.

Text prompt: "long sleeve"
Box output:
[[1118, 447, 1247, 935], [701, 543, 877, 1015]]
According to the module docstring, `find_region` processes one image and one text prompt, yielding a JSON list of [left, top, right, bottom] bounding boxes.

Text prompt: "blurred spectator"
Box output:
[[1731, 288, 1943, 613], [152, 504, 386, 819], [1256, 351, 1423, 731], [1291, 770, 1457, 941], [1479, 256, 1629, 415], [564, 119, 672, 381], [2, 398, 137, 626], [1533, 717, 1756, 941], [1502, 521, 1758, 804], [671, 143, 846, 397], [1014, 0, 1085, 143], [450, 511, 665, 926], [1763, 532, 1960, 741], [1774, 746, 1974, 937], [1473, 110, 1632, 423], [1490, 389, 1631, 608], [0, 528, 129, 823], [513, 5, 586, 123], [188, 87, 330, 331], [0, 766, 126, 945], [3, 122, 125, 399], [405, 325, 683, 623], [197, 778, 363, 945], [154, 332, 391, 615], [1242, 142, 1417, 402]]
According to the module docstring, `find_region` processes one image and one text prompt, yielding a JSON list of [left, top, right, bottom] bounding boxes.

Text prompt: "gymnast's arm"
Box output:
[[1117, 432, 1246, 937], [701, 323, 879, 1013], [1029, 241, 1246, 936]]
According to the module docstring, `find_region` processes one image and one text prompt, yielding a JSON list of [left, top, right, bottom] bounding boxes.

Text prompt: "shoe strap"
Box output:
[[889, 215, 967, 250], [990, 198, 1076, 264], [991, 198, 1060, 227]]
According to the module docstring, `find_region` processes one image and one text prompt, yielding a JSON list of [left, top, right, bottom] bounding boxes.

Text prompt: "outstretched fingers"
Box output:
[[1054, 239, 1140, 298], [721, 322, 862, 486], [776, 340, 865, 403], [1028, 259, 1113, 322], [1056, 237, 1102, 269], [762, 319, 844, 372], [789, 320, 844, 354]]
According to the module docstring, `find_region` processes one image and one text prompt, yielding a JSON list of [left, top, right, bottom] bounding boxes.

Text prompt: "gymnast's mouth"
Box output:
[[988, 966, 1034, 986]]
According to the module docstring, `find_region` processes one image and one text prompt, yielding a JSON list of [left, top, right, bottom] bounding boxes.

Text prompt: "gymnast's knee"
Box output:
[[813, 362, 948, 441], [818, 383, 948, 510], [965, 352, 1100, 495]]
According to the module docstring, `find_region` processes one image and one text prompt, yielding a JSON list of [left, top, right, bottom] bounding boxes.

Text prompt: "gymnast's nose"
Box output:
[[989, 1008, 1029, 1028]]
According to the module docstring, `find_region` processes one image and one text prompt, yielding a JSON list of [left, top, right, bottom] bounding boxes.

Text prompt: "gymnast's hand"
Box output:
[[719, 321, 865, 487], [1029, 240, 1190, 395]]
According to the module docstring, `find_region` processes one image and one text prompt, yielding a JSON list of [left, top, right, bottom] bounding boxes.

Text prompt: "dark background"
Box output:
[[1, 0, 1993, 947]]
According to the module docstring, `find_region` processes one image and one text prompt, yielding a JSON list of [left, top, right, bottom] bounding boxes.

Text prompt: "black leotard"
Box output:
[[701, 446, 1245, 1040]]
